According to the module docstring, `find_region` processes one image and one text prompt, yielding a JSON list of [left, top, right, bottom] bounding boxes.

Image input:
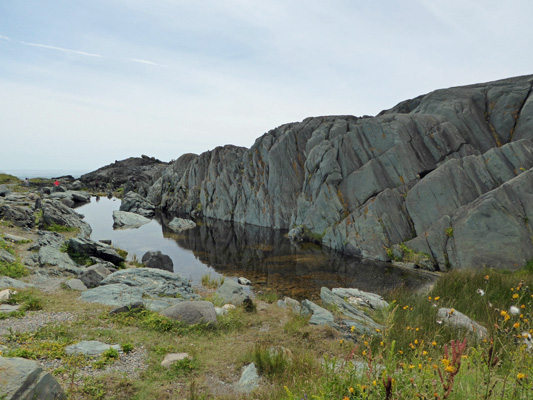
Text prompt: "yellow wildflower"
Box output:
[[517, 373, 525, 380], [349, 387, 354, 393]]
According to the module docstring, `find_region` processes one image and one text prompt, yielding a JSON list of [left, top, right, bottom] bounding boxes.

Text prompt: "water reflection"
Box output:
[[78, 197, 436, 300]]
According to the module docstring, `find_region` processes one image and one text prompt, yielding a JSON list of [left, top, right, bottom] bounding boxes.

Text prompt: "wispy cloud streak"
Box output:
[[0, 35, 166, 67]]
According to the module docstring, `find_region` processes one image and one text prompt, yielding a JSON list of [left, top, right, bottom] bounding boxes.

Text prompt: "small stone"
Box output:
[[65, 340, 122, 357], [0, 289, 17, 302], [238, 277, 252, 285], [161, 353, 191, 368], [64, 279, 87, 292], [237, 363, 260, 393]]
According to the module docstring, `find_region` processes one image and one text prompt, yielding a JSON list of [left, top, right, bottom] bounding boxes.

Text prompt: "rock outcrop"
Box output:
[[80, 155, 168, 196], [143, 75, 533, 270]]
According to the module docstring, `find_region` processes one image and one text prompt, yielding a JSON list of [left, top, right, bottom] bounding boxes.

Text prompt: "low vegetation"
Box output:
[[0, 173, 20, 184]]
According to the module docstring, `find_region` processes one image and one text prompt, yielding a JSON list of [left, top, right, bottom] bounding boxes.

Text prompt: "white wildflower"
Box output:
[[476, 289, 485, 296], [510, 306, 520, 316]]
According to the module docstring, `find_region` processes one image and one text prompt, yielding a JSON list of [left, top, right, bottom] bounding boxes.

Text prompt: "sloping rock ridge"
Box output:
[[143, 75, 533, 270]]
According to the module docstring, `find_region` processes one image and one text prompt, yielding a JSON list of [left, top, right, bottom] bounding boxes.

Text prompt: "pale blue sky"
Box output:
[[1, 0, 532, 171]]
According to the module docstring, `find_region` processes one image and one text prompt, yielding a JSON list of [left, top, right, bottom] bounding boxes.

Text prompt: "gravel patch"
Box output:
[[0, 311, 76, 336]]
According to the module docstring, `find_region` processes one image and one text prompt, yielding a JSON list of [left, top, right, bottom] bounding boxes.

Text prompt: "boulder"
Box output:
[[0, 277, 33, 289], [67, 237, 125, 266], [437, 308, 488, 339], [0, 249, 16, 264], [320, 287, 383, 330], [100, 268, 198, 299], [0, 204, 35, 229], [119, 192, 155, 217], [0, 304, 21, 313], [161, 301, 217, 325], [0, 356, 66, 399], [64, 279, 87, 291], [112, 210, 151, 229], [168, 217, 196, 232], [0, 184, 11, 197], [49, 190, 91, 204], [142, 297, 184, 312], [0, 288, 17, 302], [2, 234, 29, 243], [38, 246, 79, 273], [39, 199, 91, 238], [81, 283, 144, 307], [28, 231, 65, 251], [237, 363, 260, 393], [300, 299, 335, 326], [65, 341, 122, 357], [216, 279, 249, 305], [278, 297, 301, 314], [78, 264, 113, 288], [331, 288, 389, 310], [141, 251, 174, 272]]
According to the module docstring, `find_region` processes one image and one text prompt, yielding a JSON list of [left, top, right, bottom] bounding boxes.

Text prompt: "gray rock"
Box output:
[[0, 356, 66, 399], [49, 190, 91, 204], [112, 210, 150, 229], [108, 301, 145, 315], [64, 279, 87, 291], [65, 340, 122, 357], [39, 199, 91, 238], [300, 299, 335, 326], [437, 308, 488, 339], [119, 192, 155, 217], [320, 287, 383, 330], [2, 234, 29, 243], [0, 277, 33, 289], [0, 304, 21, 313], [100, 268, 199, 299], [0, 249, 16, 263], [237, 277, 252, 285], [143, 297, 184, 312], [0, 204, 35, 229], [168, 217, 196, 232], [279, 297, 301, 314], [28, 231, 64, 251], [161, 353, 191, 368], [38, 246, 79, 273], [331, 288, 389, 310], [141, 251, 174, 272], [78, 264, 113, 288], [0, 184, 11, 197], [216, 279, 248, 305], [80, 283, 144, 307], [67, 237, 125, 266], [161, 301, 217, 325], [237, 363, 260, 393]]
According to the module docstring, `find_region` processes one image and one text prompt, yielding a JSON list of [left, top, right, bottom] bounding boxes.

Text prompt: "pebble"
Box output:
[[0, 311, 76, 336]]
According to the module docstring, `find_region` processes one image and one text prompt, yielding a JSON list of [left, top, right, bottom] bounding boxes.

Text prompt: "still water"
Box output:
[[77, 197, 435, 300]]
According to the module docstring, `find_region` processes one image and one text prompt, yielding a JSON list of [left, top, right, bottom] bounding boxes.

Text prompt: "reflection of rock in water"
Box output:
[[158, 215, 436, 300]]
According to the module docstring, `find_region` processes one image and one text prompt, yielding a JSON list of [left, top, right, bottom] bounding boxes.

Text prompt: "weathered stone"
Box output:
[[0, 289, 17, 302], [168, 217, 196, 232], [300, 299, 335, 326], [119, 192, 155, 217], [78, 264, 113, 288], [100, 268, 198, 299], [161, 301, 217, 325], [143, 297, 184, 312], [65, 341, 122, 357], [0, 249, 16, 264], [161, 353, 191, 368], [0, 304, 21, 313], [331, 288, 389, 310], [437, 308, 488, 339], [0, 204, 35, 229], [108, 301, 145, 315], [2, 234, 29, 243], [237, 363, 260, 393], [216, 279, 248, 305], [67, 237, 124, 266], [38, 246, 80, 273], [28, 231, 64, 251], [80, 283, 144, 307], [64, 279, 87, 291], [0, 356, 66, 399], [141, 251, 174, 272], [0, 277, 33, 289], [238, 277, 252, 285], [112, 210, 150, 229], [320, 287, 383, 330], [49, 190, 91, 204], [39, 199, 91, 238]]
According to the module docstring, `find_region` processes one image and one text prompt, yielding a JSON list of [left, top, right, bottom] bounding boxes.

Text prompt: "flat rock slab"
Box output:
[[64, 279, 87, 291], [0, 304, 21, 314], [0, 249, 16, 264], [65, 341, 122, 357], [0, 277, 33, 289], [101, 268, 199, 299], [112, 210, 150, 229], [81, 283, 144, 307], [300, 299, 335, 326], [38, 246, 79, 272], [332, 288, 389, 310], [0, 356, 66, 400], [437, 308, 488, 339], [2, 234, 29, 243], [237, 362, 260, 393]]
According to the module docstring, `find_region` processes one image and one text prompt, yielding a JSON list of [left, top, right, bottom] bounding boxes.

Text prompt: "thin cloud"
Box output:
[[130, 58, 168, 68], [1, 34, 166, 67]]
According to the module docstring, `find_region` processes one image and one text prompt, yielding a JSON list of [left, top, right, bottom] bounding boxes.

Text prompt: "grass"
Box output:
[[201, 272, 225, 289], [0, 173, 20, 184]]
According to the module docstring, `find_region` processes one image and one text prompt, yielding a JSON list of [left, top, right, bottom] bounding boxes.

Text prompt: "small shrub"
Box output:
[[201, 272, 224, 289], [94, 348, 120, 369], [121, 343, 134, 353], [45, 223, 77, 233], [445, 227, 454, 238], [0, 260, 29, 278], [166, 357, 199, 378], [249, 343, 290, 378]]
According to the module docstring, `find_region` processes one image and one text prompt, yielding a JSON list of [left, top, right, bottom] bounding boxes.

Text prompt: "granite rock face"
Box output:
[[139, 75, 533, 269]]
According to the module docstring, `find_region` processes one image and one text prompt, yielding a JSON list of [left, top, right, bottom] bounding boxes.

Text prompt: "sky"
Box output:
[[1, 0, 532, 172]]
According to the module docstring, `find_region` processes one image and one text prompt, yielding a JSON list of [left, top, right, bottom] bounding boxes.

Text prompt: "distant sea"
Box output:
[[0, 169, 90, 180]]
